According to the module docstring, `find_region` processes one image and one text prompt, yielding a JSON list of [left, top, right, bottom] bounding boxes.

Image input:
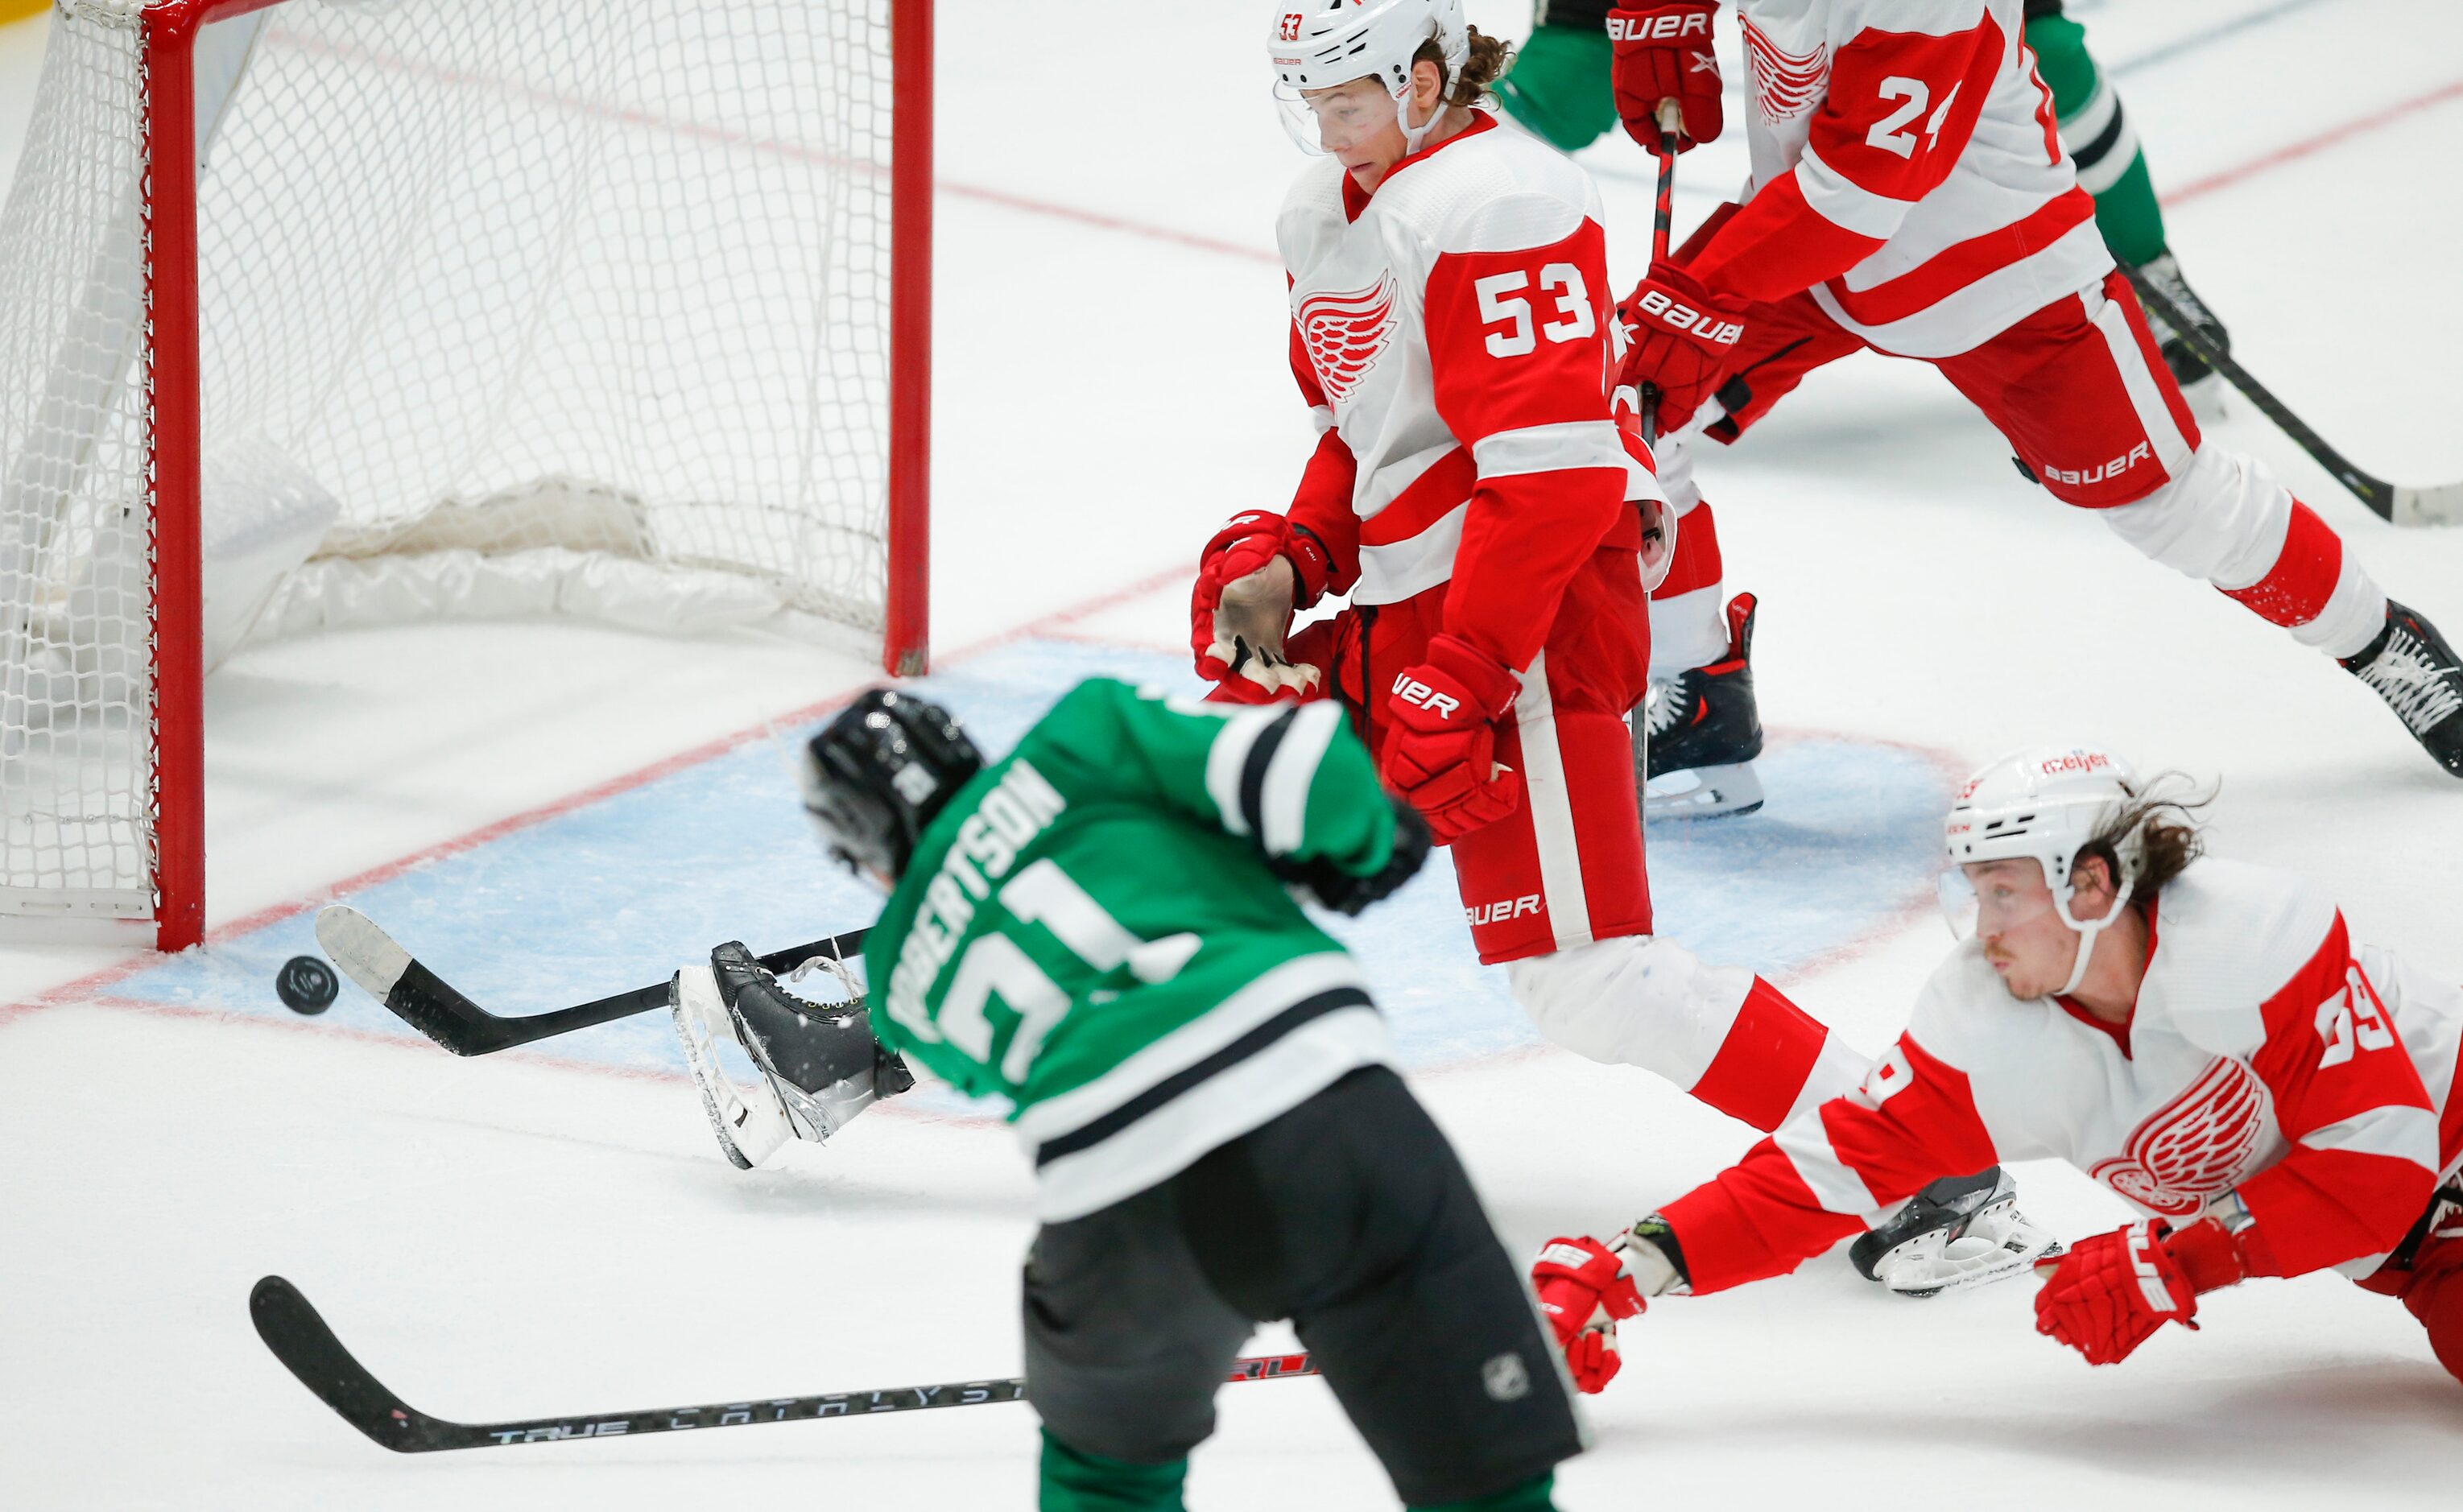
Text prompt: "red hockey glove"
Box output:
[[1607, 2, 1722, 152], [2033, 1218, 2253, 1366], [1191, 512, 1333, 699], [1379, 634, 1523, 843], [1618, 262, 1748, 435], [1531, 1236, 1647, 1394]]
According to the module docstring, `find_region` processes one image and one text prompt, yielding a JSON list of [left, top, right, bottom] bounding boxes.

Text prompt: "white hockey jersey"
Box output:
[[1663, 858, 2463, 1292], [1275, 114, 1659, 675], [1687, 0, 2112, 357]]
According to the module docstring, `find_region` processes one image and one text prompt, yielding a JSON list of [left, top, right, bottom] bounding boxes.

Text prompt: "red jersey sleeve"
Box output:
[[1286, 316, 1362, 593], [1689, 8, 2006, 304], [2228, 915, 2440, 1276], [1661, 1033, 2003, 1294], [1418, 215, 1632, 673]]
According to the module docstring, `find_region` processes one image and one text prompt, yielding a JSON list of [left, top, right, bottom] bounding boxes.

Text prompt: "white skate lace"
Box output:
[[2358, 627, 2463, 734], [1643, 678, 1688, 737]]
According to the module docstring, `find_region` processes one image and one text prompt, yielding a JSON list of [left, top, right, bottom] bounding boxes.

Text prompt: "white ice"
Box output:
[[5, 2, 2463, 1507]]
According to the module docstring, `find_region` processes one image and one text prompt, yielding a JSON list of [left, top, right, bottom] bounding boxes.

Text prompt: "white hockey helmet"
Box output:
[[1270, 0, 1471, 155], [1940, 746, 2144, 995]]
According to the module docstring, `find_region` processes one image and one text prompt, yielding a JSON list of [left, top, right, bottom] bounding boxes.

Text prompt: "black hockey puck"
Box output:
[[275, 955, 339, 1014]]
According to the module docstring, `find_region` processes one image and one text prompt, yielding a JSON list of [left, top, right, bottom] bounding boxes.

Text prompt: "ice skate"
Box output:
[[2130, 252, 2230, 421], [2341, 601, 2463, 777], [672, 943, 912, 1168], [1849, 1167, 2060, 1299], [1640, 593, 1765, 820]]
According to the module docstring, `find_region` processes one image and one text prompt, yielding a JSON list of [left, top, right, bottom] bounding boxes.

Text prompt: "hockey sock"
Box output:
[[2026, 11, 2169, 267], [1038, 1431, 1188, 1512], [1494, 24, 1618, 153], [1687, 977, 1843, 1133], [1648, 494, 1729, 677], [1411, 1471, 1563, 1512], [2217, 500, 2386, 658]]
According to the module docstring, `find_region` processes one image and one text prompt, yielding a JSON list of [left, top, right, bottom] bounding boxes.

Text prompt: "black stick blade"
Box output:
[[250, 1276, 461, 1452]]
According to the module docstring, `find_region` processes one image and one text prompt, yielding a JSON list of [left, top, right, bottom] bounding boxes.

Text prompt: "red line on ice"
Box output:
[[2164, 76, 2463, 208]]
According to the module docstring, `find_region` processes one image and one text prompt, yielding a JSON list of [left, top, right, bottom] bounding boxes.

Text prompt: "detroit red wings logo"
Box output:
[[1741, 17, 1829, 124], [1296, 275, 1399, 405], [2089, 1059, 2271, 1218]]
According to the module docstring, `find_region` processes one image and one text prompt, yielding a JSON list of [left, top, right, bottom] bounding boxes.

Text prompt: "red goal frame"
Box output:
[[131, 0, 933, 952]]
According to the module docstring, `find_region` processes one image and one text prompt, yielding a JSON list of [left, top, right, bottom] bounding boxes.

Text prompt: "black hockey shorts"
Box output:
[[1021, 1065, 1583, 1507]]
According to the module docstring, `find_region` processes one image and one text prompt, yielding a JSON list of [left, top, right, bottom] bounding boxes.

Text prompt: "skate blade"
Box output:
[[1874, 1204, 2061, 1299], [1643, 762, 1764, 821]]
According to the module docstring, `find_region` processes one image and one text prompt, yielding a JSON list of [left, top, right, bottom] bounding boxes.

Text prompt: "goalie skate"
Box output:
[[1849, 1168, 2060, 1299]]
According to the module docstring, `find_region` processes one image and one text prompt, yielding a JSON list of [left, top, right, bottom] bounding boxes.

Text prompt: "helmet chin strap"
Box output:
[[2053, 885, 2134, 997], [1395, 85, 1445, 154]]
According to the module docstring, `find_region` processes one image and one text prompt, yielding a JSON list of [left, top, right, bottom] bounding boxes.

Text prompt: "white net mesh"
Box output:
[[0, 0, 901, 927]]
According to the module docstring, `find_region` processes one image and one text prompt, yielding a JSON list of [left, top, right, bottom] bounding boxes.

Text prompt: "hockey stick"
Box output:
[[312, 903, 867, 1057], [250, 1274, 1319, 1453], [1639, 97, 1685, 448], [2122, 263, 2463, 527]]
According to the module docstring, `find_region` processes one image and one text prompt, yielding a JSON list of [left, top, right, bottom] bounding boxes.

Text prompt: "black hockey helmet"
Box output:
[[800, 688, 982, 885]]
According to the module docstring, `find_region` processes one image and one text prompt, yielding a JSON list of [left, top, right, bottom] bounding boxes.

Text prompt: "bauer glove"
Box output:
[[1608, 2, 1723, 151], [1379, 634, 1523, 842], [1618, 262, 1748, 435], [2032, 1217, 2256, 1365], [1190, 512, 1333, 701], [1531, 1235, 1649, 1394]]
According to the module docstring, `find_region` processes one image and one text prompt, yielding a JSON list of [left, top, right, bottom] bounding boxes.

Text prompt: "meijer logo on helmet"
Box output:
[[2035, 750, 2112, 777]]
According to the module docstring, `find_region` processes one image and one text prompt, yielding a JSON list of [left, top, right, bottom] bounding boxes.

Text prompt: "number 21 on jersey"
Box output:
[[930, 858, 1201, 1083]]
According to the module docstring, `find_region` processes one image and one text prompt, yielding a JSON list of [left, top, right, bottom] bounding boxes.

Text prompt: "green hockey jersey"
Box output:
[[861, 678, 1399, 1221]]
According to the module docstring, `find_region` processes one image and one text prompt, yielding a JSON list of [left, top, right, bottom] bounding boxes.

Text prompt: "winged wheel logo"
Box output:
[[1296, 274, 1399, 406], [1741, 18, 1829, 124], [2088, 1057, 2271, 1218]]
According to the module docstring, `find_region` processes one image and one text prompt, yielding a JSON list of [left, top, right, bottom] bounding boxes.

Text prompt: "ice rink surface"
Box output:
[[5, 1, 2463, 1506]]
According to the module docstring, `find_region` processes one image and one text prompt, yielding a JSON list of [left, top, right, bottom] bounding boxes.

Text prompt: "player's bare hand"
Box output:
[[1190, 511, 1333, 696]]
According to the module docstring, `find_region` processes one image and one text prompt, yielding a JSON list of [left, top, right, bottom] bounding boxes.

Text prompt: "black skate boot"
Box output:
[[1849, 1167, 2060, 1299], [2341, 601, 2463, 777], [674, 942, 915, 1167], [2129, 252, 2231, 410], [1638, 593, 1764, 820]]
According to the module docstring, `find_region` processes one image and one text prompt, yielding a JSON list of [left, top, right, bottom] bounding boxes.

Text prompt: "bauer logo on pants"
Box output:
[[1465, 894, 1544, 927]]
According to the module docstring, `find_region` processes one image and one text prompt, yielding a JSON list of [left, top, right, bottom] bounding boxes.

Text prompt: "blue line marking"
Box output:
[[106, 640, 1950, 1116]]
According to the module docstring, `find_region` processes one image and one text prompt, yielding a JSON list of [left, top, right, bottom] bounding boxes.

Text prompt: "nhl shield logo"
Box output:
[[1296, 273, 1399, 405], [2089, 1057, 2271, 1218], [1481, 1351, 1531, 1403]]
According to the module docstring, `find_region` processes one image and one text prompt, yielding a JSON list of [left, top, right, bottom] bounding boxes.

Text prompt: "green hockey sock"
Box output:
[[1411, 1472, 1562, 1512], [2025, 12, 2168, 266], [1494, 26, 1618, 154], [1039, 1431, 1189, 1512]]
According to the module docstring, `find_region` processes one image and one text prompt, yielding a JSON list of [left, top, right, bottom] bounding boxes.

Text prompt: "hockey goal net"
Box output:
[[0, 0, 932, 948]]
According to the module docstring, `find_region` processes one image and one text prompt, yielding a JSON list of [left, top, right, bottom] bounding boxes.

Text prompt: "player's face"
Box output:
[[1958, 859, 2081, 999], [1300, 77, 1410, 185]]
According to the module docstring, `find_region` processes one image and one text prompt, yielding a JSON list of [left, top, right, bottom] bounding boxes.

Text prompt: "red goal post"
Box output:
[[0, 0, 932, 951]]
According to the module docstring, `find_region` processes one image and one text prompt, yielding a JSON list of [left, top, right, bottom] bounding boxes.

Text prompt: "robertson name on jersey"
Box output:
[[1662, 858, 2463, 1291], [861, 678, 1402, 1222]]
